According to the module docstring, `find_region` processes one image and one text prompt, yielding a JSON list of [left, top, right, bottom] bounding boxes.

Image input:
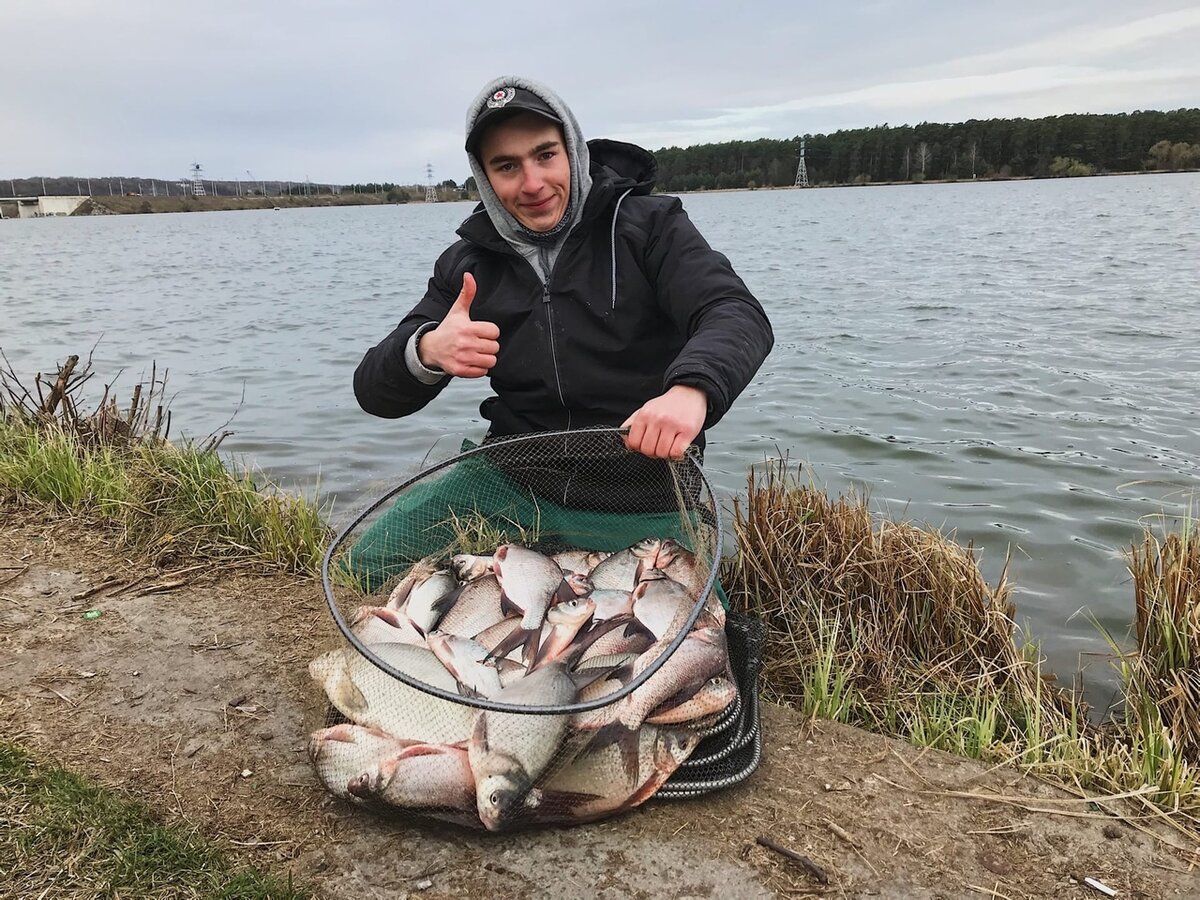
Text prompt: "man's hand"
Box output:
[[418, 273, 500, 378], [621, 385, 708, 459]]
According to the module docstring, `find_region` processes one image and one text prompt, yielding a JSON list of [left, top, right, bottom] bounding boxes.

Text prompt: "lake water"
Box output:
[[3, 173, 1198, 686]]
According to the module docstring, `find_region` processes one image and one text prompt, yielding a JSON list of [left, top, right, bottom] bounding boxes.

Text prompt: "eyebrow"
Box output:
[[487, 140, 561, 167]]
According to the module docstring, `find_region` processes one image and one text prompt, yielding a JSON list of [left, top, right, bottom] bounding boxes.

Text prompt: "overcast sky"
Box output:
[[4, 1, 1198, 184]]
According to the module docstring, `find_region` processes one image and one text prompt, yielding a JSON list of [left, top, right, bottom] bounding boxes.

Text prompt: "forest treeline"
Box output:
[[652, 108, 1200, 191]]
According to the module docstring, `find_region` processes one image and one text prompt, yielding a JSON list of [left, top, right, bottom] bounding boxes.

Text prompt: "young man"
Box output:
[[349, 76, 772, 587]]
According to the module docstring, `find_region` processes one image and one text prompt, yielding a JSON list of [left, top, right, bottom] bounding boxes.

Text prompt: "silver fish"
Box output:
[[401, 570, 458, 634], [578, 623, 654, 663], [427, 632, 504, 698], [552, 548, 610, 575], [589, 589, 634, 621], [649, 539, 699, 586], [630, 573, 695, 640], [645, 676, 737, 725], [349, 605, 426, 647], [309, 642, 475, 744], [346, 742, 475, 814], [587, 539, 661, 591], [617, 627, 728, 730], [307, 723, 417, 800], [436, 574, 505, 638], [383, 557, 441, 612], [529, 596, 595, 671], [450, 553, 494, 582], [469, 662, 580, 831], [493, 544, 573, 630], [473, 615, 523, 653], [534, 729, 699, 823]]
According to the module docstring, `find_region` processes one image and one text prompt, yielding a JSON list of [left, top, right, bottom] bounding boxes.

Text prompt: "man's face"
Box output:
[[479, 112, 570, 232]]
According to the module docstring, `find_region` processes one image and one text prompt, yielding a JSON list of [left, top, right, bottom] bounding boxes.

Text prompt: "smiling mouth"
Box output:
[[523, 196, 554, 211]]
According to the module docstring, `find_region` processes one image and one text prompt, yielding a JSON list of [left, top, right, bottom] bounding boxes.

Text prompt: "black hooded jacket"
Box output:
[[353, 140, 773, 449]]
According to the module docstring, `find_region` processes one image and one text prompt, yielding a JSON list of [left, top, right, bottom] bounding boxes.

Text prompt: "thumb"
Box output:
[[451, 272, 477, 315]]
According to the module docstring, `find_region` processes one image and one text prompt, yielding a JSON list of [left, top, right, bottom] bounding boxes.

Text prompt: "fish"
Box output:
[[577, 622, 654, 663], [399, 570, 458, 634], [630, 572, 695, 640], [472, 615, 524, 654], [588, 589, 634, 622], [307, 723, 418, 800], [616, 626, 729, 730], [586, 539, 661, 591], [568, 665, 635, 732], [346, 742, 475, 814], [435, 574, 506, 638], [647, 539, 699, 587], [427, 632, 504, 698], [349, 605, 428, 647], [552, 548, 610, 575], [645, 676, 737, 725], [492, 545, 581, 664], [383, 557, 441, 612], [309, 642, 475, 744], [469, 661, 588, 831], [533, 729, 700, 823], [529, 596, 596, 671], [450, 553, 494, 582]]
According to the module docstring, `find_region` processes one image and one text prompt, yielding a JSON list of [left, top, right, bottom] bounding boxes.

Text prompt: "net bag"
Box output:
[[312, 428, 738, 831]]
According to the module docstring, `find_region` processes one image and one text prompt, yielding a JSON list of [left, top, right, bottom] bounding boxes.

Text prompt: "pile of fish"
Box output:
[[308, 537, 733, 830]]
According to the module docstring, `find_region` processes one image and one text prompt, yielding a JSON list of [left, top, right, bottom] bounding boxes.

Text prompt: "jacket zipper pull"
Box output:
[[542, 286, 552, 304]]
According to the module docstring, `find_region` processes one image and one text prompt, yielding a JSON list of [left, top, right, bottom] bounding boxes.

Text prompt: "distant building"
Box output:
[[14, 196, 88, 218]]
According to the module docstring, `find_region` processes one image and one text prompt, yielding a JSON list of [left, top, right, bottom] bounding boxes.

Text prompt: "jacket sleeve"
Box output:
[[644, 197, 774, 429], [352, 247, 464, 419]]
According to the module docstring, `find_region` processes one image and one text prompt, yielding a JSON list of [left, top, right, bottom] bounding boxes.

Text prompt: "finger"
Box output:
[[452, 272, 477, 314], [625, 415, 647, 454], [668, 433, 690, 460], [464, 353, 497, 369], [653, 426, 677, 459], [458, 365, 488, 378], [469, 321, 501, 341], [472, 338, 500, 355]]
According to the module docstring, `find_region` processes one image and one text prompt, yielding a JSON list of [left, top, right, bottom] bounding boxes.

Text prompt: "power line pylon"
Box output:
[[425, 163, 438, 203], [794, 139, 809, 188], [190, 163, 206, 196]]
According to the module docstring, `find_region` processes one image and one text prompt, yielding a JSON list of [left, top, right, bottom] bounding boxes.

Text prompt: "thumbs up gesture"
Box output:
[[418, 273, 501, 378]]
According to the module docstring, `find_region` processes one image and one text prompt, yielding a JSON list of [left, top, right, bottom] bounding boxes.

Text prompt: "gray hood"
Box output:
[[464, 76, 592, 270]]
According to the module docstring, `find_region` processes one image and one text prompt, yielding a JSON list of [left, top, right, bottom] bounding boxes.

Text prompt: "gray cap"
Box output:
[[465, 85, 563, 155]]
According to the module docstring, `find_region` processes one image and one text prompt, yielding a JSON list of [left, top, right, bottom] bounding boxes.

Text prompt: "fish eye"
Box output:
[[490, 790, 502, 806]]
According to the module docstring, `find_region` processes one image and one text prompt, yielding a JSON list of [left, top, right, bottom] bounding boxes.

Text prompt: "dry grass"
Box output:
[[725, 460, 1200, 842]]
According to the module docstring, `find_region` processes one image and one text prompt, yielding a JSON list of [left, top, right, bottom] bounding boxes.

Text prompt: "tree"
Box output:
[[915, 141, 932, 176]]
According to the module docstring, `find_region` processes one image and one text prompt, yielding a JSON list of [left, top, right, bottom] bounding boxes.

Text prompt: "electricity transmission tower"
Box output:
[[189, 163, 206, 196], [794, 139, 809, 187], [425, 163, 437, 202]]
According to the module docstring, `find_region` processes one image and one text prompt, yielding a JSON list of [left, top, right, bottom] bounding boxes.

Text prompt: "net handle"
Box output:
[[321, 426, 722, 716]]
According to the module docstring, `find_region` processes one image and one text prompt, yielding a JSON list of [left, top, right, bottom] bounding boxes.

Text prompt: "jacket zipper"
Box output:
[[542, 283, 567, 410]]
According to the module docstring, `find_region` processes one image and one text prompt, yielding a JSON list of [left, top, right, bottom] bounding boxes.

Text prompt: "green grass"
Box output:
[[0, 742, 308, 899], [0, 416, 330, 575]]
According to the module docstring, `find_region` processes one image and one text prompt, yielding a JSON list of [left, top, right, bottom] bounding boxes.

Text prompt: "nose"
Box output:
[[520, 162, 544, 195]]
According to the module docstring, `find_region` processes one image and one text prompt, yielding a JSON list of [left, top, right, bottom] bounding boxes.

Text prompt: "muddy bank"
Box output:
[[1, 506, 1194, 899]]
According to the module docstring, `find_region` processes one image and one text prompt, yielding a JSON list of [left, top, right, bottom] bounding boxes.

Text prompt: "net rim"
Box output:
[[320, 426, 723, 716]]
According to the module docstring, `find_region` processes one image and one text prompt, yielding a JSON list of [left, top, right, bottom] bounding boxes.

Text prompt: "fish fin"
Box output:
[[499, 590, 523, 619], [429, 584, 465, 618], [483, 627, 527, 663], [553, 579, 576, 605], [522, 628, 542, 670], [568, 662, 625, 694], [648, 680, 706, 719], [331, 673, 368, 716], [622, 618, 654, 641], [457, 683, 485, 700], [563, 616, 632, 665]]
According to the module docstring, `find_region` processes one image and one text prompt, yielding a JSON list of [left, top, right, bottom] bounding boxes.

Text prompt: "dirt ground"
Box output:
[[1, 505, 1197, 899]]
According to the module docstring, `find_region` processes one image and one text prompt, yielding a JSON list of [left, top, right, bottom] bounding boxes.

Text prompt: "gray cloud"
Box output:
[[2, 0, 1196, 184]]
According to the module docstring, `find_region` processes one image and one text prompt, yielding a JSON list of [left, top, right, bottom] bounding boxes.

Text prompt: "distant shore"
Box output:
[[76, 193, 407, 216]]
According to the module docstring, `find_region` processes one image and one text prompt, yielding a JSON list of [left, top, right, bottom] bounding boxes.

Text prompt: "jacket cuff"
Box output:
[[405, 322, 447, 385]]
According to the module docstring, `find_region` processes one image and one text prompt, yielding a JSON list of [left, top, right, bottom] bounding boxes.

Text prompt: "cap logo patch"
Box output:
[[486, 87, 516, 109]]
